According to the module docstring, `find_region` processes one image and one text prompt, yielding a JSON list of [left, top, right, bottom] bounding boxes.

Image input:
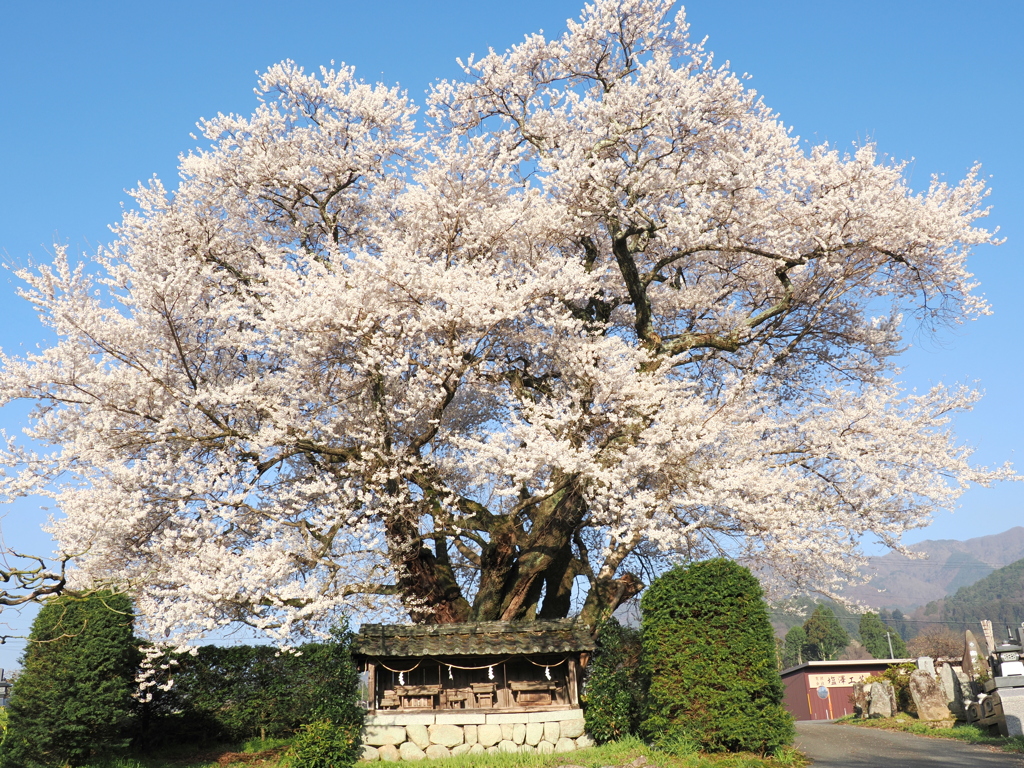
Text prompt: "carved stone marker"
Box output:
[[963, 629, 990, 681], [937, 664, 964, 718], [868, 681, 893, 718], [917, 656, 936, 676], [937, 664, 954, 700], [954, 666, 975, 700], [886, 679, 899, 715], [910, 669, 951, 721], [981, 620, 996, 660]]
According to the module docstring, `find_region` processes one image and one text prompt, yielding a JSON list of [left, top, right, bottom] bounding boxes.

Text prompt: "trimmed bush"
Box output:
[[583, 619, 647, 742], [1, 590, 137, 768], [640, 559, 793, 754], [292, 715, 364, 768]]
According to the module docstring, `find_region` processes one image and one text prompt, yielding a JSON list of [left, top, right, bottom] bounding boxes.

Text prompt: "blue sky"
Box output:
[[0, 1, 1021, 665]]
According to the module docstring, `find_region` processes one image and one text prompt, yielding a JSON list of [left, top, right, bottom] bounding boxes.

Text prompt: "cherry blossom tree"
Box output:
[[0, 0, 1010, 642]]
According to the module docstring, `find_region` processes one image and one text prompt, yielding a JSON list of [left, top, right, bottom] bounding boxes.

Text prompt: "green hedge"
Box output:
[[640, 559, 793, 755], [138, 628, 364, 752]]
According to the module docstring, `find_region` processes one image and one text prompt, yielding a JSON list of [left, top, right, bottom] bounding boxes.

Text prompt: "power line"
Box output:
[[770, 613, 1024, 631]]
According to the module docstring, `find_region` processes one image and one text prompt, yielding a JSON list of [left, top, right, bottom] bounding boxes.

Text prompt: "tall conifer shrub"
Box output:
[[583, 619, 647, 742], [1, 591, 137, 768], [640, 560, 793, 754]]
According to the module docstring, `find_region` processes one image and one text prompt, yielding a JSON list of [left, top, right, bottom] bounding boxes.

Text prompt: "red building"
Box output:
[[781, 659, 912, 721]]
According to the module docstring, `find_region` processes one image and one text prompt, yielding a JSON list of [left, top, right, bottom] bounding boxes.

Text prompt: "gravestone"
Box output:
[[937, 664, 955, 701], [953, 666, 976, 700], [981, 620, 996, 660], [917, 656, 936, 676], [997, 688, 1024, 737], [910, 669, 951, 720]]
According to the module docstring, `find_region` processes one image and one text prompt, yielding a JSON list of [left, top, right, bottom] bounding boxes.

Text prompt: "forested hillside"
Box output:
[[918, 558, 1024, 632], [765, 532, 1024, 651]]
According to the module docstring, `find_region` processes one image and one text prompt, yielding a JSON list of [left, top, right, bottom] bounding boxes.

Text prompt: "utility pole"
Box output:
[[886, 631, 895, 658]]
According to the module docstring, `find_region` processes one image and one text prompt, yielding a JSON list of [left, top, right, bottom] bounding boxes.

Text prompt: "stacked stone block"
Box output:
[[360, 709, 594, 761]]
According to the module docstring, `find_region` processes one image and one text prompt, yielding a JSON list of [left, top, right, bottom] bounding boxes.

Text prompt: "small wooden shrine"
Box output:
[[353, 619, 595, 712]]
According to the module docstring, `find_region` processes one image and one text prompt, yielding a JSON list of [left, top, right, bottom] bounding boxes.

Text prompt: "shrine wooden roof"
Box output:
[[354, 619, 596, 657]]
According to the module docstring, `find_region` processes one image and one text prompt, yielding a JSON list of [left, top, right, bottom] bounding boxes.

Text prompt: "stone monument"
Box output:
[[909, 669, 951, 721], [867, 681, 893, 718]]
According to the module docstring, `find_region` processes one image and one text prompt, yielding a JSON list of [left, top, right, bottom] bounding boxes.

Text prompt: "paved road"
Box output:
[[795, 721, 1024, 768]]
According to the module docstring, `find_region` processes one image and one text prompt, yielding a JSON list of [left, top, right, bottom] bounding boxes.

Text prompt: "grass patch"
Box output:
[[77, 734, 807, 768], [79, 737, 294, 768], [366, 736, 805, 768], [836, 715, 1024, 754]]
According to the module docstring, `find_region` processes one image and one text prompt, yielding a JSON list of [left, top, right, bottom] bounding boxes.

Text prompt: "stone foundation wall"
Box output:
[[360, 709, 593, 761]]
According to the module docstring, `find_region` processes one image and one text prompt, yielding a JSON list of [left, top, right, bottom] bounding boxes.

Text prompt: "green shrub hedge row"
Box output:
[[137, 629, 363, 750]]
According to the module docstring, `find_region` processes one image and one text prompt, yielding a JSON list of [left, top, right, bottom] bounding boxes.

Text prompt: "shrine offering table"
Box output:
[[394, 684, 442, 710], [510, 680, 560, 705], [443, 689, 470, 709], [470, 682, 496, 708]]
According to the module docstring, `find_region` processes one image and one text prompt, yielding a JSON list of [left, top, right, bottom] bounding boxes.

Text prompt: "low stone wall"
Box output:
[[360, 708, 593, 761]]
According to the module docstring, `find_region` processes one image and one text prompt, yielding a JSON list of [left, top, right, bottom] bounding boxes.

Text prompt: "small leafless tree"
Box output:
[[907, 626, 964, 659]]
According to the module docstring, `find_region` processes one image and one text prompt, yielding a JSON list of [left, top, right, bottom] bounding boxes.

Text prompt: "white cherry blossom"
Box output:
[[0, 0, 1010, 643]]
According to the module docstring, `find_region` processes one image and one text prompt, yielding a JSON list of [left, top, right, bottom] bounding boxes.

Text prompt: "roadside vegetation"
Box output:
[[67, 735, 807, 768], [4, 565, 798, 768], [2, 558, 795, 768], [836, 714, 1024, 754]]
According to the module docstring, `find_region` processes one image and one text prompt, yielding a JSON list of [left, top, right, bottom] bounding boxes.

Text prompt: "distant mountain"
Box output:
[[919, 558, 1024, 633], [841, 527, 1024, 612]]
